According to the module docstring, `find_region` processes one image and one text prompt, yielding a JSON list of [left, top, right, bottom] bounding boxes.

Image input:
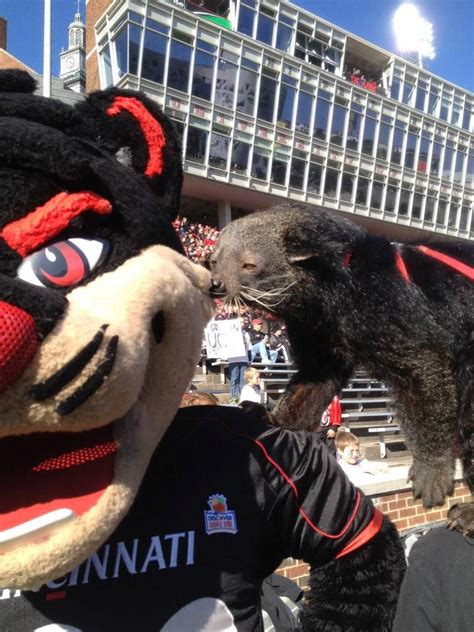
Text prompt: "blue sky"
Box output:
[[0, 0, 473, 92]]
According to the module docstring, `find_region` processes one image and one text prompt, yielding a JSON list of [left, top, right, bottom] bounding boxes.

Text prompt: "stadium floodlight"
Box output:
[[393, 3, 436, 68]]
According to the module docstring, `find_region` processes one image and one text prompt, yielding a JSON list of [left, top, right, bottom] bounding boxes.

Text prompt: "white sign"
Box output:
[[204, 319, 246, 360]]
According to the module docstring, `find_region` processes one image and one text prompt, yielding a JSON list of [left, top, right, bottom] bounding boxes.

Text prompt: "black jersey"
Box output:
[[0, 405, 382, 631]]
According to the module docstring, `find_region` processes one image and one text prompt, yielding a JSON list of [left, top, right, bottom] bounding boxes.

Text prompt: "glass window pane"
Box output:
[[385, 185, 397, 212], [454, 151, 465, 184], [391, 79, 401, 101], [466, 151, 474, 188], [356, 176, 369, 205], [277, 84, 295, 127], [347, 110, 361, 151], [238, 6, 254, 37], [371, 181, 383, 210], [460, 205, 469, 230], [257, 76, 277, 123], [295, 92, 313, 134], [236, 67, 257, 115], [330, 104, 346, 146], [399, 188, 410, 216], [251, 149, 269, 180], [186, 127, 208, 163], [231, 141, 250, 174], [405, 132, 417, 169], [448, 204, 459, 228], [168, 40, 192, 92], [114, 28, 128, 77], [377, 122, 390, 161], [192, 50, 214, 101], [412, 193, 423, 219], [341, 172, 355, 201], [276, 23, 293, 52], [442, 144, 454, 180], [418, 135, 430, 173], [428, 90, 439, 115], [402, 82, 414, 106], [290, 157, 306, 189], [314, 97, 330, 140], [101, 45, 113, 87], [437, 200, 447, 225], [325, 168, 339, 197], [142, 30, 166, 84], [129, 25, 141, 75], [271, 157, 288, 185], [209, 133, 229, 169], [415, 84, 427, 110], [362, 117, 376, 156], [391, 125, 404, 165], [215, 60, 237, 109], [425, 196, 435, 222], [462, 107, 472, 131], [431, 141, 442, 177], [307, 164, 322, 193], [256, 13, 273, 45]]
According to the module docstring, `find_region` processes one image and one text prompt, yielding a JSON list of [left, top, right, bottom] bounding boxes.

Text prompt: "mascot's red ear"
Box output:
[[72, 89, 183, 222]]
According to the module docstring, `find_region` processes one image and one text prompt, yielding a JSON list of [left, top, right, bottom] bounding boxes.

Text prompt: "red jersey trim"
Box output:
[[335, 508, 383, 559]]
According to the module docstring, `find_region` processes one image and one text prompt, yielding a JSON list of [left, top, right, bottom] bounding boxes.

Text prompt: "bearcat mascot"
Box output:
[[0, 71, 405, 631]]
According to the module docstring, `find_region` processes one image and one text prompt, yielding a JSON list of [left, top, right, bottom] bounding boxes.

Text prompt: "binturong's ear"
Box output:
[[70, 88, 183, 222], [285, 209, 365, 274]]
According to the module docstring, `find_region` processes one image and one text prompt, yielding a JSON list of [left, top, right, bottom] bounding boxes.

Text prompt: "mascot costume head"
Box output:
[[0, 69, 214, 589]]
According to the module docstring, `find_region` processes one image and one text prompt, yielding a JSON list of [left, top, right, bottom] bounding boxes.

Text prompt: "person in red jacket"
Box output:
[[317, 395, 342, 455]]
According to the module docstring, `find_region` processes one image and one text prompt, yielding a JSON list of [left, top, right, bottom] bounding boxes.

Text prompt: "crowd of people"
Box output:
[[172, 215, 219, 263]]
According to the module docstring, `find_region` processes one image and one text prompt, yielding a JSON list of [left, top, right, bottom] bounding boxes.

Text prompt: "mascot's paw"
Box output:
[[409, 458, 455, 508], [447, 502, 474, 537]]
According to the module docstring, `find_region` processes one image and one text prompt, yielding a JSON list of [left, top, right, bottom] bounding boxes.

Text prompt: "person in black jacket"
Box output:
[[393, 516, 474, 632], [0, 405, 405, 631]]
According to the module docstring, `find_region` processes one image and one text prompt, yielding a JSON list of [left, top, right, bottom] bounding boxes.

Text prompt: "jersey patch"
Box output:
[[204, 494, 238, 535]]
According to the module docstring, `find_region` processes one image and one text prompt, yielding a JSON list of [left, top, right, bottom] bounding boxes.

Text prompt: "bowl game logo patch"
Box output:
[[204, 494, 238, 535]]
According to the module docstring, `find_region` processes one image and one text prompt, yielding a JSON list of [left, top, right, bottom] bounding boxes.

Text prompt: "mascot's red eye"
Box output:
[[16, 238, 110, 289]]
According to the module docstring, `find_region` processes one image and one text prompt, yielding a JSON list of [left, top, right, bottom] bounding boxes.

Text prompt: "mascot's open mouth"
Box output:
[[0, 423, 117, 551]]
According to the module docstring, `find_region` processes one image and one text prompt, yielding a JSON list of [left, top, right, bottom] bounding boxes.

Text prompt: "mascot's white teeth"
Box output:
[[0, 424, 117, 536], [0, 508, 76, 554]]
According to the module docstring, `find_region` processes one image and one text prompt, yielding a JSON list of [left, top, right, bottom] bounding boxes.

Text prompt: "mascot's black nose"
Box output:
[[209, 277, 226, 298]]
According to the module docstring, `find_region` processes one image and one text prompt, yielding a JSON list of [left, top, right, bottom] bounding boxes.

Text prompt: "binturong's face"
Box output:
[[0, 71, 214, 589]]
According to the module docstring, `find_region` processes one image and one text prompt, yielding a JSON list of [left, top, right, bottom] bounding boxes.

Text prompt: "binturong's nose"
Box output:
[[209, 275, 226, 298]]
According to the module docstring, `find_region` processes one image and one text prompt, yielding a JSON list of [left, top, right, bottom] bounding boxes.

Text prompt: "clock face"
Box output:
[[65, 55, 76, 70]]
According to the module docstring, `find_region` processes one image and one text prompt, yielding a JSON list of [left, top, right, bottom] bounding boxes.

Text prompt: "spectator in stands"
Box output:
[[173, 215, 219, 263], [393, 514, 474, 631], [269, 324, 292, 363], [180, 391, 219, 407], [228, 317, 251, 404], [249, 319, 278, 364], [316, 395, 342, 455], [239, 367, 264, 404], [335, 431, 378, 485]]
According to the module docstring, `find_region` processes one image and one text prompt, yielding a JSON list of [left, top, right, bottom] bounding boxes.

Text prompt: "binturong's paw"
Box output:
[[447, 502, 474, 537], [409, 458, 455, 508]]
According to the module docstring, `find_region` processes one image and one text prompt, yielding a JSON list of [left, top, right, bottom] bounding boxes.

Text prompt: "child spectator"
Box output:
[[335, 431, 378, 485], [239, 367, 264, 404]]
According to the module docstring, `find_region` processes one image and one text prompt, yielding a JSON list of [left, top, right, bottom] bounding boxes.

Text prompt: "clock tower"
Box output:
[[59, 6, 86, 94]]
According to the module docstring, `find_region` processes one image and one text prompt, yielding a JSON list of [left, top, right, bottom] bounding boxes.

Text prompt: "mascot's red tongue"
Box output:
[[0, 425, 117, 531]]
